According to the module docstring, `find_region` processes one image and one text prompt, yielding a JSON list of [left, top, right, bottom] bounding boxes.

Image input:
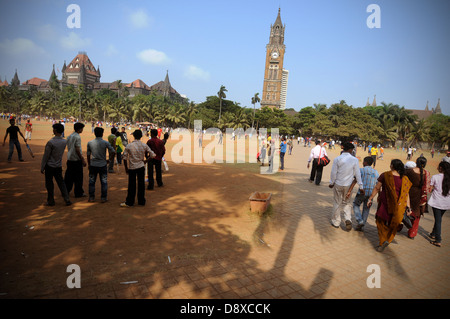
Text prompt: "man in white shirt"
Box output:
[[442, 151, 450, 164], [329, 142, 363, 230], [307, 140, 327, 185]]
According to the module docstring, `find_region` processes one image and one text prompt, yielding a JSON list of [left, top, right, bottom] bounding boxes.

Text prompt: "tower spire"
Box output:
[[434, 98, 441, 114]]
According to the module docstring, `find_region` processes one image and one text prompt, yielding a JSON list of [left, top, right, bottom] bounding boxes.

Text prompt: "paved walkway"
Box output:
[[5, 143, 449, 300]]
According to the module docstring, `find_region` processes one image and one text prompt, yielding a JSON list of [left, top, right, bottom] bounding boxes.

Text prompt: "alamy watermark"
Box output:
[[66, 4, 81, 29], [170, 121, 280, 174], [367, 4, 381, 29]]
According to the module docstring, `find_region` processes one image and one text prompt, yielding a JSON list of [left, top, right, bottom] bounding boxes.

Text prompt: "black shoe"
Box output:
[[75, 194, 87, 198], [147, 186, 154, 190], [345, 220, 352, 231], [44, 202, 55, 207], [355, 224, 364, 232], [65, 201, 72, 206]]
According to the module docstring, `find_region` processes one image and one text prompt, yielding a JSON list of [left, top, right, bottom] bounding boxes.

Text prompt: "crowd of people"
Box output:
[[2, 116, 450, 251], [2, 117, 167, 208], [306, 139, 450, 251]]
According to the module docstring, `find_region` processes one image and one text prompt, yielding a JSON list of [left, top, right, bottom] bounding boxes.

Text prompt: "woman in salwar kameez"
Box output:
[[368, 159, 412, 252]]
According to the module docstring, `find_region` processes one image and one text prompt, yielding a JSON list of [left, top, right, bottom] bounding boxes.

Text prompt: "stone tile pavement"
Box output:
[[5, 144, 449, 300]]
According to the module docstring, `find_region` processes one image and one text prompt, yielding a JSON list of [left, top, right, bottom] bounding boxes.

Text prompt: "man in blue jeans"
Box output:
[[3, 118, 27, 162], [346, 156, 379, 231], [86, 127, 115, 203]]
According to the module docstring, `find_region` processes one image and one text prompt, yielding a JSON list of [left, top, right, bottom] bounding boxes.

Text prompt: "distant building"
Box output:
[[408, 99, 442, 120], [6, 51, 186, 102], [365, 95, 443, 119]]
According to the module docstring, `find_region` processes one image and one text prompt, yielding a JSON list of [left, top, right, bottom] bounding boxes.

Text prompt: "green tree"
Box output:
[[251, 93, 260, 128], [217, 85, 227, 121]]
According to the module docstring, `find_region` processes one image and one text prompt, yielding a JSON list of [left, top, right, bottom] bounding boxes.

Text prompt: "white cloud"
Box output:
[[137, 49, 170, 65], [129, 9, 151, 29], [60, 32, 91, 50], [0, 38, 45, 55], [106, 44, 119, 56], [184, 65, 210, 81]]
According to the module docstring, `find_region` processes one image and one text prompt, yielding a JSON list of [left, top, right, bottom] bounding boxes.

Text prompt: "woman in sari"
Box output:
[[405, 156, 431, 239], [367, 159, 412, 252]]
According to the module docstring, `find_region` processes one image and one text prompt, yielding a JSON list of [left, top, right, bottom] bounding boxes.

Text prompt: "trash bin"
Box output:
[[249, 192, 272, 214]]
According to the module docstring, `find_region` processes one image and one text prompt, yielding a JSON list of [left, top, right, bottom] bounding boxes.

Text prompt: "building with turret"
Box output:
[[6, 51, 186, 102]]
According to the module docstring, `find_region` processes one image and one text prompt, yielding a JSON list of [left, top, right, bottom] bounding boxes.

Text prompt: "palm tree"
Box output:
[[166, 104, 186, 128], [251, 93, 260, 128], [217, 85, 227, 121], [116, 80, 123, 98], [30, 92, 50, 119], [439, 126, 450, 150], [231, 108, 250, 130], [77, 84, 85, 121], [407, 119, 430, 148], [185, 101, 197, 129], [313, 103, 327, 113]]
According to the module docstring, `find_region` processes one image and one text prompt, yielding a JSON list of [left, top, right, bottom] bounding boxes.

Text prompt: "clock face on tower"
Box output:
[[271, 51, 279, 59]]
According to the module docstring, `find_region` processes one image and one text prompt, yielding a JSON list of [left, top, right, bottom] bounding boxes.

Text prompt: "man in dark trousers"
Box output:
[[86, 127, 116, 203], [3, 117, 27, 162], [146, 128, 166, 190], [40, 123, 72, 206], [120, 129, 155, 207], [307, 140, 327, 185], [65, 122, 87, 198]]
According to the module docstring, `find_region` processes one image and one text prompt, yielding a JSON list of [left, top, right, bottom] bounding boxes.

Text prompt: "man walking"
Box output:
[[40, 123, 71, 206], [3, 118, 26, 162], [146, 129, 166, 190], [86, 127, 115, 203], [329, 142, 363, 230], [346, 156, 379, 231], [307, 140, 327, 185], [121, 130, 155, 207], [65, 122, 87, 198]]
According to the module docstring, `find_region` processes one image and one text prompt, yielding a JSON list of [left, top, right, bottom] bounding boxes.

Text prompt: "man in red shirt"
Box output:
[[157, 127, 163, 139], [146, 129, 165, 190]]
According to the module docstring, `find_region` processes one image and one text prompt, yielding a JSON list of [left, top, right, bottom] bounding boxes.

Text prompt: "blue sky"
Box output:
[[0, 0, 449, 115]]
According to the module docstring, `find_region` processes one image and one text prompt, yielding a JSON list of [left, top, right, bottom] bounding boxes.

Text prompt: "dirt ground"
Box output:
[[0, 119, 287, 298], [0, 119, 442, 298]]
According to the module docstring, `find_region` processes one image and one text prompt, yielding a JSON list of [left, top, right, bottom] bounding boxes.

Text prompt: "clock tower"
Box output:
[[261, 8, 288, 109]]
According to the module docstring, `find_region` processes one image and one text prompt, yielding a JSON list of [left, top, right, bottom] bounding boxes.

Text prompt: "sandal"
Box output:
[[430, 241, 441, 247], [428, 233, 436, 240]]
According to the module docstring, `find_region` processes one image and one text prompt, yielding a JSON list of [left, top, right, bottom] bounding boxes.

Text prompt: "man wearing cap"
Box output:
[[443, 151, 450, 164], [121, 130, 156, 207]]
